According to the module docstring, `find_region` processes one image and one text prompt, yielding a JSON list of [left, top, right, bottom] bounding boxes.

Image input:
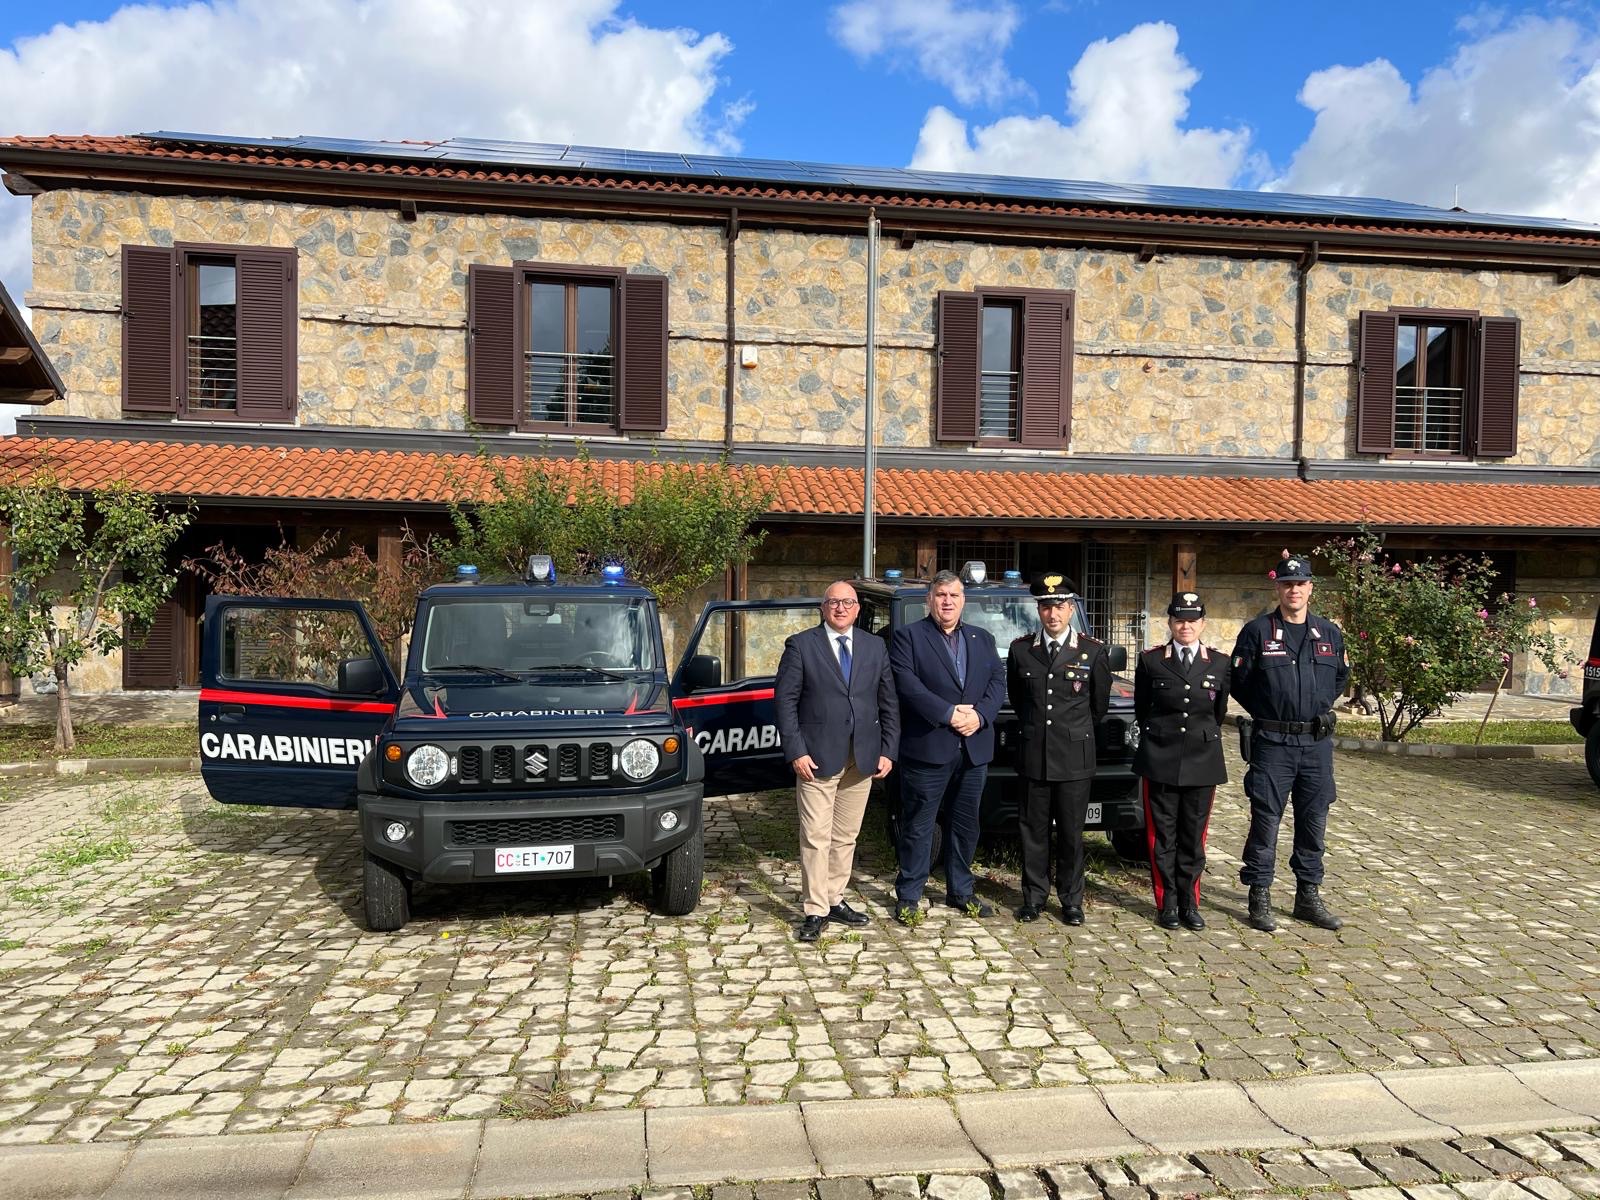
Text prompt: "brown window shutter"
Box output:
[[467, 264, 519, 425], [121, 245, 180, 413], [1356, 310, 1399, 454], [1019, 291, 1072, 449], [935, 291, 981, 441], [234, 248, 298, 420], [122, 599, 183, 689], [618, 273, 669, 432], [1474, 316, 1520, 457]]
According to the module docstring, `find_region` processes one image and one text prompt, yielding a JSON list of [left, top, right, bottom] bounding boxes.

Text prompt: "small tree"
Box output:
[[1317, 526, 1565, 741], [0, 470, 192, 751]]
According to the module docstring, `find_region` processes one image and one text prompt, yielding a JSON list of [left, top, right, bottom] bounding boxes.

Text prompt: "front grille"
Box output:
[[588, 743, 612, 779], [557, 744, 581, 779], [398, 738, 628, 791], [448, 815, 622, 846], [491, 745, 515, 782], [459, 746, 482, 783]]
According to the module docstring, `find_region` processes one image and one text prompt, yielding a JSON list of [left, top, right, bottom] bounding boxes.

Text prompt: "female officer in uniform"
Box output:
[[1133, 592, 1230, 930]]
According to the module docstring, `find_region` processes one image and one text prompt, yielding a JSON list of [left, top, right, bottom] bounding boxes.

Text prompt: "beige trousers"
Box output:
[[795, 764, 873, 917]]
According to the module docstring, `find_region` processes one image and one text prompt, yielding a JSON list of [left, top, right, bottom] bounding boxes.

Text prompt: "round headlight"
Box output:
[[1124, 721, 1141, 751], [618, 738, 661, 781], [406, 744, 450, 788]]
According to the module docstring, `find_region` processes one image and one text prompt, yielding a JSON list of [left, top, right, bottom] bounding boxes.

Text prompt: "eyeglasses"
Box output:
[[823, 599, 859, 609]]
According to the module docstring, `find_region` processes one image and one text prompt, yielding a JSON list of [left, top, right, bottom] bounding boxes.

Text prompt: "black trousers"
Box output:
[[1141, 779, 1215, 910], [1019, 778, 1090, 907]]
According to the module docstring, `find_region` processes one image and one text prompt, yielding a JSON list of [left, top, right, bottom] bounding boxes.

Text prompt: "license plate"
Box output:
[[1085, 802, 1102, 826], [493, 844, 574, 873]]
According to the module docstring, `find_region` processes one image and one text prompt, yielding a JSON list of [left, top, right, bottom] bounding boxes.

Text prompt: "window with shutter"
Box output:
[[937, 287, 1073, 447], [121, 245, 180, 413], [122, 599, 183, 689]]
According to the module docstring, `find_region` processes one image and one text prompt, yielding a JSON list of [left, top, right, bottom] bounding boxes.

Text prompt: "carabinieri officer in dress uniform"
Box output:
[[1006, 573, 1111, 926], [1133, 591, 1230, 931], [1229, 552, 1348, 933]]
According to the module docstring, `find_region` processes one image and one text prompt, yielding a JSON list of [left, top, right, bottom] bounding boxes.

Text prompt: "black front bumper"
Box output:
[[360, 782, 702, 883]]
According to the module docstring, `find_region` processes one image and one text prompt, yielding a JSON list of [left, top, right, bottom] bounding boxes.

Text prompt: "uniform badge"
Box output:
[[1233, 655, 1242, 667], [1317, 642, 1334, 656], [1073, 680, 1082, 693], [1208, 690, 1216, 700]]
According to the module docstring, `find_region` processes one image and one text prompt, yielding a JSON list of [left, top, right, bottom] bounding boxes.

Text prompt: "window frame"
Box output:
[[517, 262, 625, 435], [1390, 306, 1475, 461], [975, 296, 1024, 447], [944, 284, 1074, 451]]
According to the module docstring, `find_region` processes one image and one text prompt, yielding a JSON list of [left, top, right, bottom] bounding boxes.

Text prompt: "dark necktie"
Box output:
[[837, 635, 852, 684], [1181, 646, 1193, 668], [1047, 639, 1061, 661]]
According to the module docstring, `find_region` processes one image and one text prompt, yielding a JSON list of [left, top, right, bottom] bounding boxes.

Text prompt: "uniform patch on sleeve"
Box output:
[[1233, 655, 1243, 667]]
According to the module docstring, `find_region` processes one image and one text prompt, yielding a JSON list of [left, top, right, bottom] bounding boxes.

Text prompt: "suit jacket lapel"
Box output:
[[925, 619, 963, 688], [816, 625, 849, 689]]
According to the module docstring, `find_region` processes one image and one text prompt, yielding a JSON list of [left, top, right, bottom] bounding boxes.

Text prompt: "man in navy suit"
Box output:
[[889, 569, 1007, 923], [775, 580, 900, 943]]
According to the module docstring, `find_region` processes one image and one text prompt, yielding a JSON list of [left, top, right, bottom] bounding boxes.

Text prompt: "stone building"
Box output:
[[0, 131, 1597, 695]]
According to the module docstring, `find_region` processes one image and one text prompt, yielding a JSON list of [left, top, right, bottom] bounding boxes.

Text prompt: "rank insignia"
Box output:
[[1073, 681, 1083, 693]]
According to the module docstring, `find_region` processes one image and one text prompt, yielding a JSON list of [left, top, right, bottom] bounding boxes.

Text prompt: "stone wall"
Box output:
[[25, 188, 1600, 463]]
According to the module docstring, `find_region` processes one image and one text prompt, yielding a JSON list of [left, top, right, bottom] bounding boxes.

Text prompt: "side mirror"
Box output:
[[1107, 646, 1128, 672], [339, 655, 385, 695], [682, 654, 722, 693]]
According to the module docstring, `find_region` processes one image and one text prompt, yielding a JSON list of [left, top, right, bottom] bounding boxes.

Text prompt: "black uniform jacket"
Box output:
[[1229, 609, 1348, 746], [1006, 628, 1111, 783], [1133, 642, 1230, 787]]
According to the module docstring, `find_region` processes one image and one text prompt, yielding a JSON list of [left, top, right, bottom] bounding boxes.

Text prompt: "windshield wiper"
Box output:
[[538, 662, 632, 681], [425, 662, 524, 682]]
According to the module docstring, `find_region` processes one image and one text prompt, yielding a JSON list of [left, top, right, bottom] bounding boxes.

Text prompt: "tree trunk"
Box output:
[[54, 660, 75, 753]]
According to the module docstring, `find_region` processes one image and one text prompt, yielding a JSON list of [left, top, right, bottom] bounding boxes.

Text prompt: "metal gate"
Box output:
[[1082, 543, 1150, 672]]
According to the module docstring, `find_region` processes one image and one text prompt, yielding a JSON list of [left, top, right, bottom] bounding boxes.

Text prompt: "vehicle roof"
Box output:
[[419, 577, 656, 601], [850, 576, 1034, 600]]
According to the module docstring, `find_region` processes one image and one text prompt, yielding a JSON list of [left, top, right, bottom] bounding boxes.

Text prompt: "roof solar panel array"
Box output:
[[140, 131, 1600, 234]]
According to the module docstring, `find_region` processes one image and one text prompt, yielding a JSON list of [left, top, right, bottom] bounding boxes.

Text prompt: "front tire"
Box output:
[[1587, 726, 1600, 789], [651, 827, 704, 916], [1109, 828, 1147, 863], [363, 851, 411, 932]]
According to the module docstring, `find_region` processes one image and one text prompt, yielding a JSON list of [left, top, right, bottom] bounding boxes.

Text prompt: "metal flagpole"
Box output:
[[862, 208, 879, 579]]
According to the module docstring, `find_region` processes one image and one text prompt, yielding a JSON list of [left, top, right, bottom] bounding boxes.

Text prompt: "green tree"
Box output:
[[0, 469, 192, 751], [1316, 526, 1566, 742]]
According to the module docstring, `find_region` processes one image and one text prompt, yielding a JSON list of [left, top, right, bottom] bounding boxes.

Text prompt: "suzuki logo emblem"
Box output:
[[525, 749, 548, 775]]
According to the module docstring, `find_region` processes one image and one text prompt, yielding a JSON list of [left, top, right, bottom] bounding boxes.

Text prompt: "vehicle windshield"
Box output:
[[901, 591, 1089, 661], [419, 597, 658, 674]]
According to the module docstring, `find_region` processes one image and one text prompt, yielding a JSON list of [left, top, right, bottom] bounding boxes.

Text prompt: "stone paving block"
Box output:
[[105, 1131, 309, 1200], [1244, 1074, 1454, 1147], [1380, 1067, 1584, 1135], [1303, 1148, 1385, 1188], [471, 1111, 645, 1198], [1496, 1135, 1572, 1169], [1549, 1134, 1600, 1170], [1404, 1139, 1496, 1180], [1044, 1164, 1101, 1200], [1101, 1080, 1304, 1153], [1125, 1155, 1203, 1186], [995, 1169, 1049, 1200], [1506, 1064, 1600, 1121], [0, 1143, 131, 1200], [1455, 1183, 1534, 1200], [1258, 1150, 1332, 1190], [926, 1177, 989, 1200], [649, 1104, 813, 1185], [1193, 1152, 1275, 1192], [1346, 1190, 1408, 1200], [1358, 1150, 1441, 1186], [1403, 1186, 1463, 1200], [955, 1088, 1145, 1167], [870, 1177, 920, 1199], [1564, 1172, 1600, 1198], [758, 1185, 814, 1200], [1089, 1161, 1131, 1187], [818, 1181, 873, 1200], [286, 1121, 482, 1200], [1104, 1187, 1150, 1200], [714, 1186, 756, 1200], [1470, 1149, 1546, 1176], [1522, 1178, 1580, 1200], [806, 1099, 984, 1176]]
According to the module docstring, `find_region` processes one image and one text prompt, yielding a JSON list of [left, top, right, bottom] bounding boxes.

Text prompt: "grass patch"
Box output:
[[1337, 718, 1580, 745], [0, 723, 195, 762], [43, 834, 134, 870]]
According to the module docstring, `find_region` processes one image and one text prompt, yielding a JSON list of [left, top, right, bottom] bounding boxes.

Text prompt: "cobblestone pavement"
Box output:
[[0, 745, 1596, 1144]]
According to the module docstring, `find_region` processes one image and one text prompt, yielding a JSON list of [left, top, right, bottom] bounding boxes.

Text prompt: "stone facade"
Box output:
[[24, 188, 1600, 464]]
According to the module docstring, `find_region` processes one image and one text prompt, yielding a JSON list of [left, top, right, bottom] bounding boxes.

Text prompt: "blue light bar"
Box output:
[[883, 569, 902, 581], [455, 564, 479, 582], [1003, 570, 1022, 582], [601, 563, 625, 585]]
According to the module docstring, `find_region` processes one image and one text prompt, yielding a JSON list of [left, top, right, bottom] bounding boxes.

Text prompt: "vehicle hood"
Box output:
[[393, 677, 672, 727]]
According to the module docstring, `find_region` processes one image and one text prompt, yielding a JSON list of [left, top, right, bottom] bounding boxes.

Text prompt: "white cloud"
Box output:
[[1274, 16, 1600, 222], [909, 22, 1252, 188], [831, 0, 1023, 106]]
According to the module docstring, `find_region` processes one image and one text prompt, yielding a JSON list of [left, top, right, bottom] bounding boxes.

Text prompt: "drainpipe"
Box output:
[[1293, 241, 1318, 479], [724, 207, 739, 454]]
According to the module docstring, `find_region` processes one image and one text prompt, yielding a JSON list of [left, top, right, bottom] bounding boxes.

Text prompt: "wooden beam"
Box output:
[[915, 533, 937, 580], [0, 347, 33, 365], [0, 388, 56, 404], [1172, 543, 1197, 595]]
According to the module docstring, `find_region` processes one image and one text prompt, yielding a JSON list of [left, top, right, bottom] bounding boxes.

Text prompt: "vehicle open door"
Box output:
[[670, 598, 821, 797], [199, 596, 400, 809]]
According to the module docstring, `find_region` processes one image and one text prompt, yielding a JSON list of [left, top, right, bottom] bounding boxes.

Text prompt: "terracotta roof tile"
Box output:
[[4, 437, 1599, 533]]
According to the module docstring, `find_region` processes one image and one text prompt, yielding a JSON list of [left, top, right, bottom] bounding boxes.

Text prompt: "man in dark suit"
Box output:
[[1006, 573, 1111, 926], [775, 580, 900, 943], [889, 569, 1006, 923], [1133, 591, 1230, 931]]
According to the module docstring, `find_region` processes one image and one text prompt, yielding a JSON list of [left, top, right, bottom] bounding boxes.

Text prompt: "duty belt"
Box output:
[[1254, 715, 1335, 738]]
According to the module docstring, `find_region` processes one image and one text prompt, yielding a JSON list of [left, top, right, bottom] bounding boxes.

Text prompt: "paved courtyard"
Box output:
[[0, 745, 1596, 1145]]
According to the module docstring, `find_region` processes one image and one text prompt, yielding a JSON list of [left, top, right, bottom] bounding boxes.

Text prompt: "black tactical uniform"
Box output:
[[1006, 573, 1111, 924], [1133, 591, 1230, 930]]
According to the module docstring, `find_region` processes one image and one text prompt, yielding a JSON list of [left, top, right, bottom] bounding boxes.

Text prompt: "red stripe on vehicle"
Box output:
[[1142, 778, 1164, 911], [672, 687, 775, 709], [200, 687, 397, 715]]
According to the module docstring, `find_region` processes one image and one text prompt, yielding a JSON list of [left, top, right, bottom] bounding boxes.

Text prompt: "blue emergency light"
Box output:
[[883, 569, 903, 581], [455, 564, 479, 582], [601, 563, 626, 585], [526, 555, 556, 584], [1003, 570, 1022, 582]]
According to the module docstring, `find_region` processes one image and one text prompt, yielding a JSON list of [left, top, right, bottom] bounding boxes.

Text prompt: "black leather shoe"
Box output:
[[797, 915, 825, 942], [1016, 903, 1041, 923], [1060, 905, 1085, 926], [827, 902, 870, 927], [1293, 883, 1343, 930], [1179, 907, 1206, 931], [1156, 904, 1180, 929], [947, 895, 993, 917], [1247, 885, 1277, 932]]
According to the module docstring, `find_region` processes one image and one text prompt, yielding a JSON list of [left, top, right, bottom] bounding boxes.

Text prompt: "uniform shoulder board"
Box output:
[[1141, 644, 1165, 656], [1082, 634, 1105, 646], [1009, 633, 1032, 647]]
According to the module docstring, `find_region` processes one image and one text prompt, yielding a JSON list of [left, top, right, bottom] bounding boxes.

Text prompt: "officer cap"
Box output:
[[1030, 572, 1077, 603], [1166, 591, 1205, 619], [1270, 551, 1314, 581]]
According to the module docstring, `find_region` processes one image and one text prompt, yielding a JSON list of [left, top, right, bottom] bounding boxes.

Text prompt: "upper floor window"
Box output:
[[936, 287, 1073, 448], [1358, 307, 1520, 459], [467, 261, 667, 434], [121, 243, 298, 421]]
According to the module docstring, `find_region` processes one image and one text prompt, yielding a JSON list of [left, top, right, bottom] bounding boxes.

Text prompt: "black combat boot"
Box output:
[[1292, 883, 1343, 930], [1247, 885, 1277, 932]]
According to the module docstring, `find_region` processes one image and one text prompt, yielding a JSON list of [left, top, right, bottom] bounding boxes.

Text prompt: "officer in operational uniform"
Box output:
[[1133, 592, 1230, 930], [1006, 573, 1111, 926], [1229, 552, 1348, 932]]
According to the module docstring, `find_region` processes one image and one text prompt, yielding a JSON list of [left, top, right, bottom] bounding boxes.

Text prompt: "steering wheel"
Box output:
[[575, 650, 626, 668]]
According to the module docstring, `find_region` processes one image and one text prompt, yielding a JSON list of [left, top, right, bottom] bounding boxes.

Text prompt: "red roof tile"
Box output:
[[4, 437, 1599, 533]]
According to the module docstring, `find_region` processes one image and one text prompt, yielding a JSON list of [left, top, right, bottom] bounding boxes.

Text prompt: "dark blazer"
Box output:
[[1133, 641, 1230, 786], [889, 617, 1006, 767], [774, 624, 900, 778], [1006, 630, 1111, 782]]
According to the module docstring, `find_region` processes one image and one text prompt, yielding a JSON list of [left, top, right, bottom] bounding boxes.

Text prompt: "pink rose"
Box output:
[[1500, 652, 1512, 665], [1267, 570, 1277, 580], [1528, 597, 1538, 608], [1403, 635, 1416, 646], [1281, 549, 1291, 559], [1477, 609, 1489, 619], [1390, 563, 1402, 575], [1358, 631, 1368, 640]]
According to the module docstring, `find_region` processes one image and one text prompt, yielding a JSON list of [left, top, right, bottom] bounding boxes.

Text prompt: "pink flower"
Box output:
[[1390, 563, 1402, 575], [1528, 597, 1538, 608], [1477, 609, 1489, 619], [1267, 570, 1277, 580], [1420, 661, 1431, 669], [1500, 652, 1512, 665], [1281, 549, 1291, 559], [1403, 635, 1416, 646], [1358, 630, 1368, 640], [1559, 669, 1570, 680]]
